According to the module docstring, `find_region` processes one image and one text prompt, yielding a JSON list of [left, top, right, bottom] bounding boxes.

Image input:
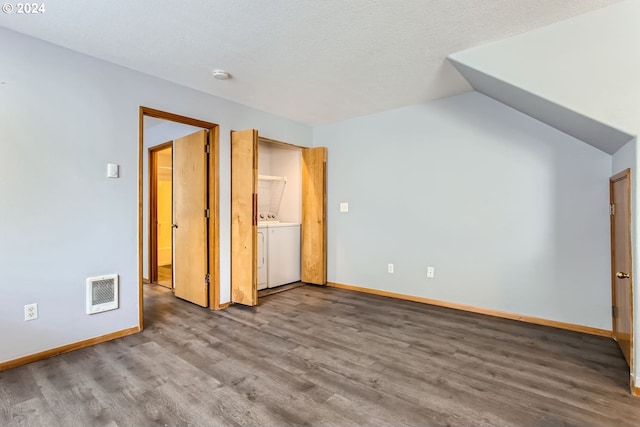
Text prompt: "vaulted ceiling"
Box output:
[[450, 0, 639, 154], [0, 0, 622, 127]]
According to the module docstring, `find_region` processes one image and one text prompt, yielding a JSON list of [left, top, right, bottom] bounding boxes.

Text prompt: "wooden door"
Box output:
[[611, 169, 633, 368], [231, 129, 258, 306], [173, 130, 209, 307], [301, 147, 327, 285]]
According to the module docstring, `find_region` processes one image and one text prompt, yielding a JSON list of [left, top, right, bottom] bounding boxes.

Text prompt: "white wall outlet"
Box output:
[[340, 202, 349, 212], [388, 263, 394, 274], [427, 266, 435, 278], [24, 303, 38, 321]]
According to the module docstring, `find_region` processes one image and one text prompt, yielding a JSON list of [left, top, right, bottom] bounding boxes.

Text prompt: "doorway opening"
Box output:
[[138, 107, 221, 329], [149, 142, 173, 288]]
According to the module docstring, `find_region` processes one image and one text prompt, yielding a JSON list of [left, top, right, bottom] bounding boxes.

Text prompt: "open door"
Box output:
[[231, 129, 258, 306], [173, 130, 209, 307], [611, 169, 633, 370], [301, 147, 327, 285]]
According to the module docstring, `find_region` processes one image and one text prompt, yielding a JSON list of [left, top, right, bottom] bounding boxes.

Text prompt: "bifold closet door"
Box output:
[[301, 147, 327, 285], [230, 129, 258, 306]]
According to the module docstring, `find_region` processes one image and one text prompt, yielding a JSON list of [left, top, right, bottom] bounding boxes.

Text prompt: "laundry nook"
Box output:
[[257, 140, 303, 290]]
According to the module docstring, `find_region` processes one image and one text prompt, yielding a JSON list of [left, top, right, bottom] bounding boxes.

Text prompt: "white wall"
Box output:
[[314, 92, 613, 330], [612, 138, 639, 386], [269, 146, 302, 224], [0, 28, 311, 364], [258, 142, 302, 223], [142, 120, 203, 280]]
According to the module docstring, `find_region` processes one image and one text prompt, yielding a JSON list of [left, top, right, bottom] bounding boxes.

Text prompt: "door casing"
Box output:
[[138, 107, 221, 330]]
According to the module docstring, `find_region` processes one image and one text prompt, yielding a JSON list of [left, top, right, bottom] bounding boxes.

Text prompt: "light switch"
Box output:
[[340, 202, 349, 213], [107, 163, 119, 178]]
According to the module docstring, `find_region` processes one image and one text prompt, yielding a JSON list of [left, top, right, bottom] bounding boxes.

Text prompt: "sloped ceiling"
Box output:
[[0, 0, 622, 126], [449, 0, 638, 154]]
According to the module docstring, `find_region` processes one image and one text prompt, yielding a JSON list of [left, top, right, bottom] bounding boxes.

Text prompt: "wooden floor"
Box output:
[[157, 264, 172, 288], [1, 284, 639, 427]]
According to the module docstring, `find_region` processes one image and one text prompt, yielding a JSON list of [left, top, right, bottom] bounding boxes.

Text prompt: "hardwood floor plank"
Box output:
[[7, 397, 63, 427], [1, 283, 639, 427]]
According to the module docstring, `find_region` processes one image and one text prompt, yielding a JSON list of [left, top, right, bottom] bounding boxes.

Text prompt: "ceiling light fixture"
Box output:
[[212, 69, 231, 80]]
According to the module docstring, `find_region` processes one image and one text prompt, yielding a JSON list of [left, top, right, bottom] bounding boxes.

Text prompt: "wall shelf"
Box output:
[[258, 175, 287, 215]]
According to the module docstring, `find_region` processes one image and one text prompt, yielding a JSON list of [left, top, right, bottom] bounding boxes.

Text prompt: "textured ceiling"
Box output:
[[0, 0, 622, 125]]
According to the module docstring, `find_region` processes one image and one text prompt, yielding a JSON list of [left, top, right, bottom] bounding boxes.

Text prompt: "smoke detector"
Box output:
[[212, 69, 231, 80]]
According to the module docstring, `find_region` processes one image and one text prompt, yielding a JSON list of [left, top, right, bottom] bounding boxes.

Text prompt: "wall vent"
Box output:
[[86, 274, 119, 314]]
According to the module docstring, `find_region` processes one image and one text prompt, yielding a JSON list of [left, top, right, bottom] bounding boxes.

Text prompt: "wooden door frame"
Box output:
[[139, 107, 221, 330], [149, 141, 173, 285], [609, 168, 634, 389]]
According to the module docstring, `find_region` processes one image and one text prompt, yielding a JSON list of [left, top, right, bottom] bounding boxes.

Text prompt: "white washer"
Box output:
[[267, 222, 301, 288], [257, 224, 268, 290]]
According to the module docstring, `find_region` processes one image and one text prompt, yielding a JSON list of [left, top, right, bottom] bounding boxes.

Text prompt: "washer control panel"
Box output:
[[258, 212, 279, 223]]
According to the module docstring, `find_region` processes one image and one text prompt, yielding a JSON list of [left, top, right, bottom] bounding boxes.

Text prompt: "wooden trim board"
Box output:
[[209, 126, 221, 310], [141, 107, 219, 129], [327, 282, 612, 338], [258, 135, 305, 150], [0, 326, 140, 372], [138, 108, 145, 329]]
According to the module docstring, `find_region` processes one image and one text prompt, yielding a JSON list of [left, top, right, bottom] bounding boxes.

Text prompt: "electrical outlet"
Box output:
[[427, 266, 435, 278], [388, 263, 394, 274], [24, 303, 38, 321]]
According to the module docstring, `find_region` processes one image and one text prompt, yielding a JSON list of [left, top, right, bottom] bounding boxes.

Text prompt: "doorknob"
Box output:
[[616, 272, 630, 279], [172, 224, 178, 229]]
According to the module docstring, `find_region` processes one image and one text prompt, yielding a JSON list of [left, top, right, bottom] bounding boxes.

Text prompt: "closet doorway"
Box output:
[[230, 129, 326, 307]]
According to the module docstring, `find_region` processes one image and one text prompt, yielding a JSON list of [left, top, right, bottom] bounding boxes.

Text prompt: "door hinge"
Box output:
[[205, 144, 210, 154], [610, 203, 615, 216], [204, 274, 210, 284], [204, 208, 210, 218], [612, 306, 617, 317]]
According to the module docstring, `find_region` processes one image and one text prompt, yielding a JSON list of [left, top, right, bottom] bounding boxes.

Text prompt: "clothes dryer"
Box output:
[[267, 222, 300, 288], [257, 224, 268, 290]]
